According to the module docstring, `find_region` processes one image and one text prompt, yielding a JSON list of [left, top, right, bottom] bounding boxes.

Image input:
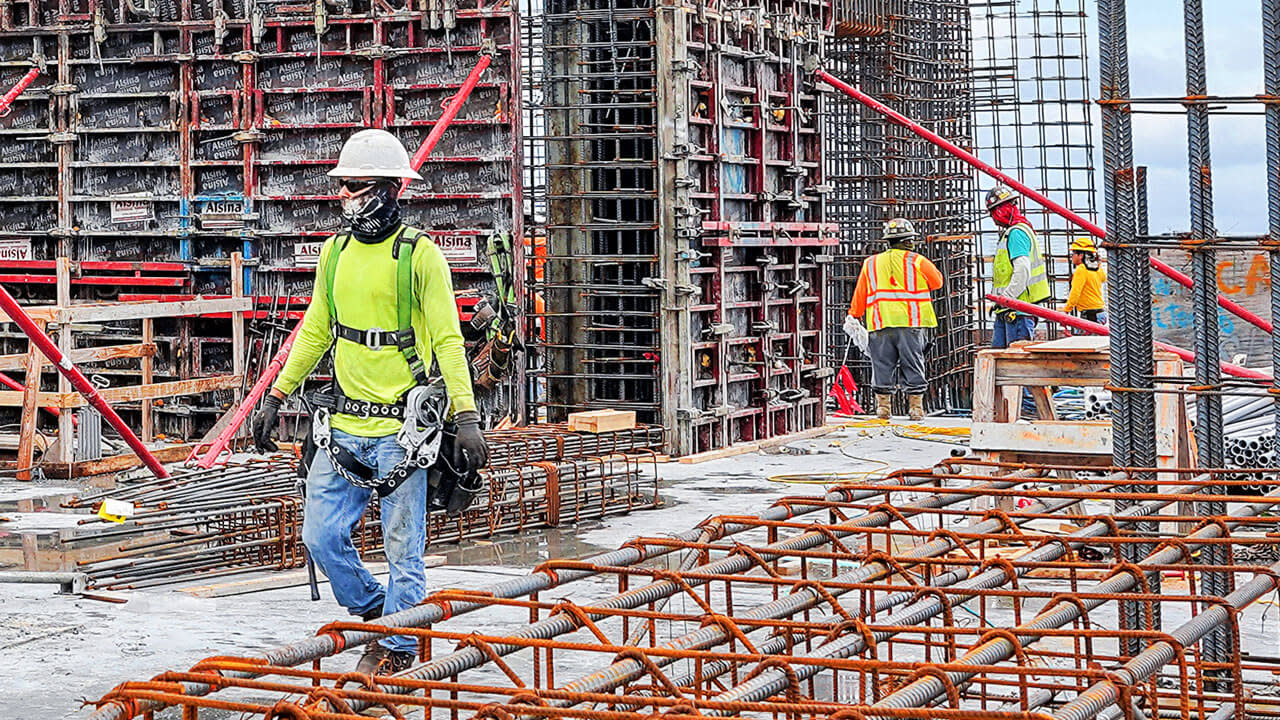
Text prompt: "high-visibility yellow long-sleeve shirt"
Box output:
[[273, 225, 477, 437], [1064, 263, 1107, 313]]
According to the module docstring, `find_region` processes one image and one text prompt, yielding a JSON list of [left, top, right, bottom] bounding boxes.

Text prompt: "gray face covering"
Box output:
[[341, 180, 402, 241]]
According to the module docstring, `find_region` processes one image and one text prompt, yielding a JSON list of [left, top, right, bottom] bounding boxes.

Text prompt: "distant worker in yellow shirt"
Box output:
[[1063, 237, 1107, 325]]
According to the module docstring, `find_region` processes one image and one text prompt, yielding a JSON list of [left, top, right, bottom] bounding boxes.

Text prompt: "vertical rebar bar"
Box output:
[[1266, 0, 1280, 538], [1098, 0, 1154, 656], [1184, 0, 1230, 676]]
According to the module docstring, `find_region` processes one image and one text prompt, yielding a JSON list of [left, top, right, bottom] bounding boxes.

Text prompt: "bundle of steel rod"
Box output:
[[77, 456, 657, 590], [82, 461, 1280, 720], [485, 424, 664, 466], [63, 425, 662, 589]]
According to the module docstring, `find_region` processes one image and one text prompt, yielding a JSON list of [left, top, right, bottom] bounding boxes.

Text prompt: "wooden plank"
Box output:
[[1030, 386, 1057, 421], [176, 557, 448, 598], [54, 258, 73, 464], [141, 319, 154, 443], [0, 343, 154, 373], [568, 409, 636, 433], [35, 443, 197, 478], [16, 320, 45, 481], [971, 421, 1113, 455], [972, 420, 1175, 456], [992, 358, 1111, 386], [972, 353, 998, 423], [0, 375, 244, 408], [58, 297, 252, 324], [678, 424, 840, 464]]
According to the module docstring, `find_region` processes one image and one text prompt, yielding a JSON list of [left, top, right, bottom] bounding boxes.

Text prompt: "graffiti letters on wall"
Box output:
[[1150, 250, 1271, 364]]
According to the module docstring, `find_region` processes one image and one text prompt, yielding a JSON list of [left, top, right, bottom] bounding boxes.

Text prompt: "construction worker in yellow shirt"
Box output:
[[1063, 237, 1107, 325], [844, 218, 944, 421], [250, 129, 488, 677]]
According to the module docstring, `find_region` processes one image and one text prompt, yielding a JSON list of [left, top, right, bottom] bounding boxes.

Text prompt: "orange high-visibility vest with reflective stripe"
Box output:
[[862, 249, 939, 331]]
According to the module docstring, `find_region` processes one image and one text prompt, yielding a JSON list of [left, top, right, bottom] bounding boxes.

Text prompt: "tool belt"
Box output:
[[307, 390, 408, 420], [306, 384, 446, 497]]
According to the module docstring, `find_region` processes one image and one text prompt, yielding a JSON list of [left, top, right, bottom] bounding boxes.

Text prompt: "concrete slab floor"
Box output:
[[0, 420, 965, 719]]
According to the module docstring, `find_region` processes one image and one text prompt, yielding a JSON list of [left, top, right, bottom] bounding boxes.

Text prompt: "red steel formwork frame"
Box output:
[[536, 0, 831, 456], [0, 0, 524, 448]]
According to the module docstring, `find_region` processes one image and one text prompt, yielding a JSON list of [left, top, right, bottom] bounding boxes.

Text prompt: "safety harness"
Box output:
[[307, 226, 446, 497]]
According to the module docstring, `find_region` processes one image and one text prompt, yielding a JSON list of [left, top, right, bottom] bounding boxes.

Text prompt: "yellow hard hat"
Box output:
[[1069, 237, 1097, 254]]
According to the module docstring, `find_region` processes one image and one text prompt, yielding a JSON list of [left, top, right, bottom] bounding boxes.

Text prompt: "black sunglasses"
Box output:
[[339, 178, 380, 193]]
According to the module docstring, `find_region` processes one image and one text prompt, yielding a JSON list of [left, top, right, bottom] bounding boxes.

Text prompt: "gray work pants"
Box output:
[[868, 326, 929, 396]]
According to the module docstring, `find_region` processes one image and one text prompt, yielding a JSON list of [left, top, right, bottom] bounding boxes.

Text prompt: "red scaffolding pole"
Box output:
[[986, 293, 1271, 382], [188, 322, 303, 468], [0, 67, 39, 117], [813, 67, 1273, 335]]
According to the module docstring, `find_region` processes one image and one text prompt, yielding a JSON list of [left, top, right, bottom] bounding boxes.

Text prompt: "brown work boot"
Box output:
[[875, 394, 892, 420], [355, 642, 415, 677], [908, 394, 924, 421]]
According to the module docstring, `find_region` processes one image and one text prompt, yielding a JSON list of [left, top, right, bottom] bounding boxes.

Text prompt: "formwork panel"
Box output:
[[538, 0, 830, 455], [0, 2, 524, 443]]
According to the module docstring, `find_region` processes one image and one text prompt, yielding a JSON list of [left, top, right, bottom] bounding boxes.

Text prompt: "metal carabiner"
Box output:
[[312, 407, 332, 449]]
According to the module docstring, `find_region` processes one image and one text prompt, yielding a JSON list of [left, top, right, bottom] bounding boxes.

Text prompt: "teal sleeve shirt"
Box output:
[[1006, 226, 1032, 260]]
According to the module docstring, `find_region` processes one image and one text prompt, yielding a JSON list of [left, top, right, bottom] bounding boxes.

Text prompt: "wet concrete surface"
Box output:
[[1, 420, 969, 718]]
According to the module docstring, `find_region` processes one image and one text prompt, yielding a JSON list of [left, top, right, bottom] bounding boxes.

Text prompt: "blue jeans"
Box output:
[[302, 429, 428, 654], [992, 314, 1036, 349]]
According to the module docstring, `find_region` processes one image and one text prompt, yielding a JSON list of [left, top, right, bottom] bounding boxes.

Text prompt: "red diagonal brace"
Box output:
[[0, 287, 169, 478], [399, 52, 494, 195], [985, 292, 1272, 382], [190, 321, 303, 468], [813, 67, 1273, 335], [0, 67, 39, 117]]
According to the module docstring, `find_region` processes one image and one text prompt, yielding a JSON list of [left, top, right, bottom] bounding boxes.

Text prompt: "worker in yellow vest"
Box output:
[[844, 218, 943, 421], [987, 185, 1051, 348]]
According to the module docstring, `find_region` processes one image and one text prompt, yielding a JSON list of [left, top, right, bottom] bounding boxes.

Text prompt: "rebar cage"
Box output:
[[85, 462, 1280, 720]]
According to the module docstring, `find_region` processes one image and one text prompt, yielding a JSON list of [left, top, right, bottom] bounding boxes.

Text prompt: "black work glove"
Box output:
[[252, 394, 283, 453], [444, 410, 488, 515], [452, 410, 489, 471]]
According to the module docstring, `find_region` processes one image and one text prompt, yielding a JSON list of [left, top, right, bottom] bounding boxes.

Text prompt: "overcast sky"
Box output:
[[1116, 0, 1270, 235]]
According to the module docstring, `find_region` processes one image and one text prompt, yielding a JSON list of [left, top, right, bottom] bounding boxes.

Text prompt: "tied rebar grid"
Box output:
[[83, 463, 1280, 720], [823, 1, 976, 415], [970, 0, 1099, 338], [1098, 0, 1158, 657], [64, 424, 664, 590]]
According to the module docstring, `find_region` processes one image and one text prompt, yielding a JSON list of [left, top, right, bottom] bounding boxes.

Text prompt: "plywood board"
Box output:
[[1023, 336, 1110, 353]]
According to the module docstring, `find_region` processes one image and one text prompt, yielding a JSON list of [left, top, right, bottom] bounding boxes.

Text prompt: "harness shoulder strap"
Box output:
[[394, 227, 429, 385], [323, 233, 353, 317]]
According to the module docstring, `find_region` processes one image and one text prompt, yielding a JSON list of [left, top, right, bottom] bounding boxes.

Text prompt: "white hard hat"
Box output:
[[327, 129, 423, 181]]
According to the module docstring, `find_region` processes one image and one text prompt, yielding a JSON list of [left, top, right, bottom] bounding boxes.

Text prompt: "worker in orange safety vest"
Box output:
[[844, 218, 944, 421]]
